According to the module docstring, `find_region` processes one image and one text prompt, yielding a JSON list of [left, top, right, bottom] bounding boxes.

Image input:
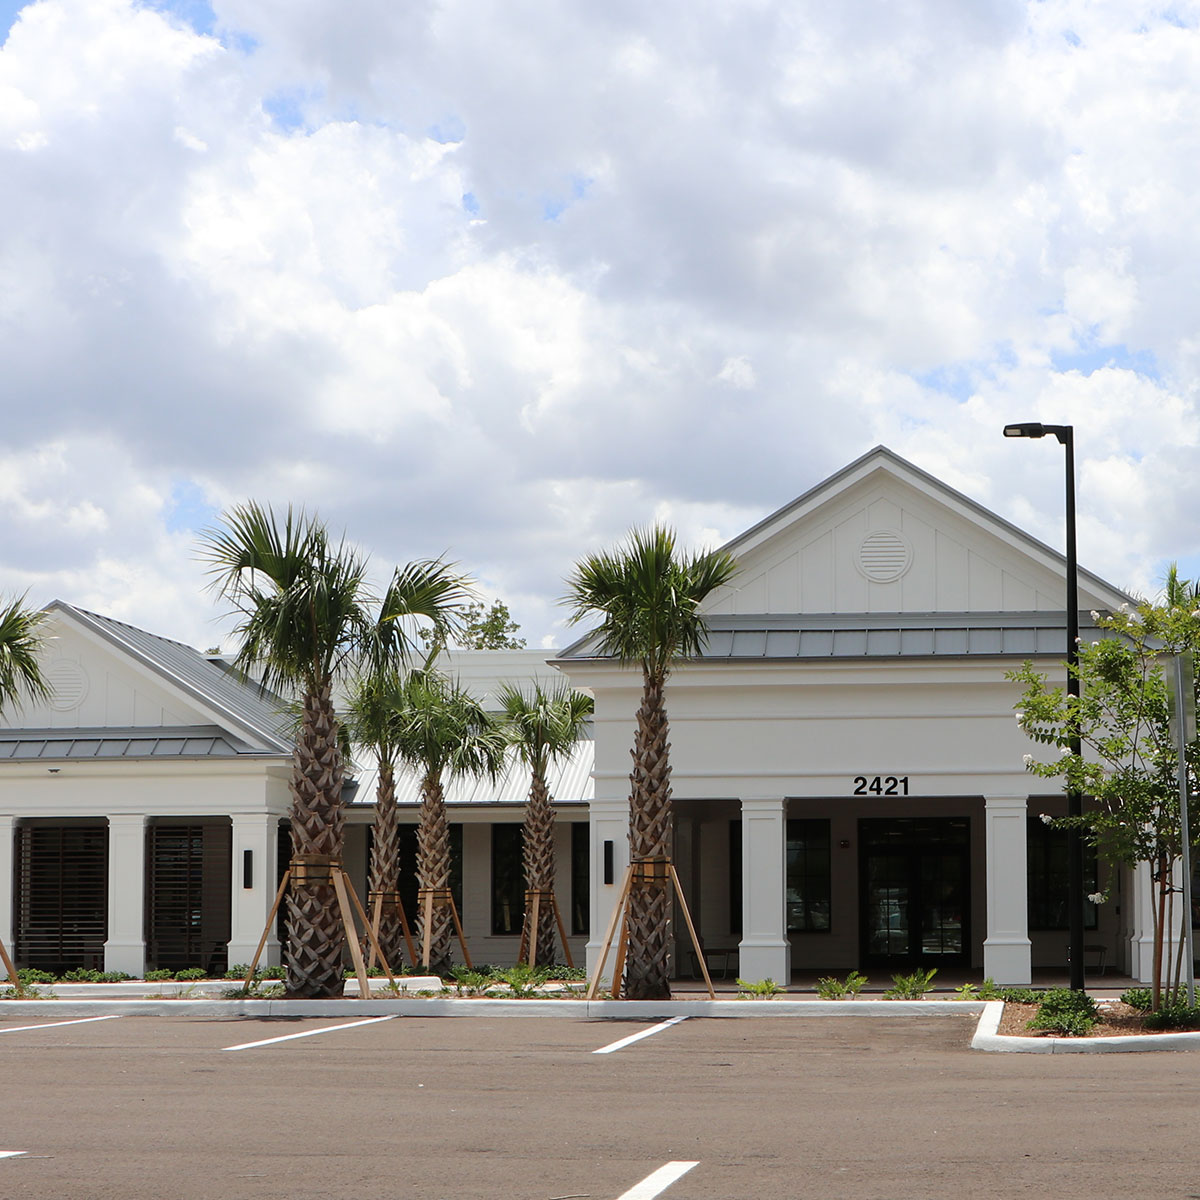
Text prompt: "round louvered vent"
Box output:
[[857, 530, 912, 583], [45, 659, 90, 712]]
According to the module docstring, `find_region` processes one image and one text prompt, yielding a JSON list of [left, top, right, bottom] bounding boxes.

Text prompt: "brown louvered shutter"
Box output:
[[15, 822, 108, 973]]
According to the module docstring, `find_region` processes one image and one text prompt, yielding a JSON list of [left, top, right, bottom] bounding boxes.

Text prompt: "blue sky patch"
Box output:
[[143, 0, 216, 36], [429, 115, 466, 144], [1050, 343, 1159, 378], [263, 90, 309, 133], [914, 364, 975, 402], [462, 192, 480, 216], [0, 0, 30, 43], [541, 175, 593, 222], [164, 481, 218, 535]]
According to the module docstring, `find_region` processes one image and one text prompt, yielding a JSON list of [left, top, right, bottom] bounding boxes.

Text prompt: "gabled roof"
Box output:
[[45, 601, 294, 755], [717, 445, 1133, 604], [557, 445, 1135, 662]]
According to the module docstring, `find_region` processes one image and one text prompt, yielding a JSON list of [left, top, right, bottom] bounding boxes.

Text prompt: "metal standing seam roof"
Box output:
[[47, 601, 294, 753], [0, 725, 266, 762], [560, 611, 1104, 663], [351, 739, 595, 808]]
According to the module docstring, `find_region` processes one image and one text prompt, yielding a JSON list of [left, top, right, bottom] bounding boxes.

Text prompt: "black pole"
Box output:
[[1062, 427, 1085, 991]]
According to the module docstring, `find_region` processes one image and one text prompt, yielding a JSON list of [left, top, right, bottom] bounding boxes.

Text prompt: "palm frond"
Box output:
[[0, 595, 50, 712], [563, 524, 739, 678], [197, 501, 373, 694], [497, 681, 592, 776]]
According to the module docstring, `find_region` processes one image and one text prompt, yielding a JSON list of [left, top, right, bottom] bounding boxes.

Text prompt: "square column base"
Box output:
[[737, 940, 790, 985], [104, 939, 146, 978], [983, 937, 1032, 985]]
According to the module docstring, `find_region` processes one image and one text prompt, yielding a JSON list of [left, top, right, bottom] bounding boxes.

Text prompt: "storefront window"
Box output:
[[787, 819, 831, 932], [1027, 818, 1097, 931]]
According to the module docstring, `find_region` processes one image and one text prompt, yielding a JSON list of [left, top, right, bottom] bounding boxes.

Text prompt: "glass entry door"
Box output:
[[859, 818, 970, 967]]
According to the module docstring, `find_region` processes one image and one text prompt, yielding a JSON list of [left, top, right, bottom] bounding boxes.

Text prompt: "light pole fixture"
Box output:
[[1004, 420, 1085, 991]]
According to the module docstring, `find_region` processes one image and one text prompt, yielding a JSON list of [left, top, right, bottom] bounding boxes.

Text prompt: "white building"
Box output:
[[0, 447, 1167, 984], [558, 447, 1136, 986]]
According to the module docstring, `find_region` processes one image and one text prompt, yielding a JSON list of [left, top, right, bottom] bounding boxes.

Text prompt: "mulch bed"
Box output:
[[998, 1000, 1200, 1038]]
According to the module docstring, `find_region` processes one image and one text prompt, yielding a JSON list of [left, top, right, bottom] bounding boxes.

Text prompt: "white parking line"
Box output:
[[617, 1161, 698, 1199], [593, 1015, 688, 1055], [222, 1015, 396, 1051], [0, 1015, 122, 1035], [0, 1152, 26, 1159]]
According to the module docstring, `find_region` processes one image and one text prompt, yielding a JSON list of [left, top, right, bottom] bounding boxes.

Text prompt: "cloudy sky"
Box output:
[[2, 0, 1199, 651]]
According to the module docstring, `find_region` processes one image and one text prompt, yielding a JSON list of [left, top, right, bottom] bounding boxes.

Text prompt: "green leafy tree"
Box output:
[[421, 599, 525, 650], [1010, 583, 1200, 1008], [392, 668, 507, 976], [564, 525, 738, 1000], [498, 682, 593, 965]]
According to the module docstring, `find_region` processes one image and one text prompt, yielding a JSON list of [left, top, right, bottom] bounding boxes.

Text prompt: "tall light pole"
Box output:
[[1003, 421, 1085, 991]]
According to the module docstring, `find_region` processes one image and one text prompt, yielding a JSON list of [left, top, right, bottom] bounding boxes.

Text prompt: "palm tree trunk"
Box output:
[[625, 671, 673, 1000], [286, 684, 346, 998], [369, 761, 406, 969], [417, 770, 454, 977], [523, 771, 558, 965]]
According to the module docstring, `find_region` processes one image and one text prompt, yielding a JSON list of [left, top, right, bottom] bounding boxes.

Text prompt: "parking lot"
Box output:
[[3, 1010, 1200, 1198]]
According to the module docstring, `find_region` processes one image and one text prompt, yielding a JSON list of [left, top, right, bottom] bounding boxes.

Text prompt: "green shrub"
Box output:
[[225, 964, 251, 980], [1120, 987, 1153, 1012], [17, 968, 56, 984], [96, 971, 131, 983], [1143, 1000, 1200, 1030], [884, 967, 937, 999], [144, 969, 173, 982], [61, 967, 103, 982], [816, 971, 867, 1000], [1027, 988, 1098, 1036], [996, 986, 1043, 1004], [259, 965, 286, 980], [174, 967, 207, 982], [737, 977, 783, 998]]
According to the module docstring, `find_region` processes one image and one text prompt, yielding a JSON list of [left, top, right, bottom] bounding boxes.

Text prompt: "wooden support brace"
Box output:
[[669, 864, 715, 999], [331, 868, 371, 999], [243, 868, 290, 988], [345, 878, 398, 990], [585, 865, 634, 1000], [0, 932, 20, 991]]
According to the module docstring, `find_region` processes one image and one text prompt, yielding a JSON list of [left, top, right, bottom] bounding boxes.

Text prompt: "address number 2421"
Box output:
[[853, 775, 909, 796]]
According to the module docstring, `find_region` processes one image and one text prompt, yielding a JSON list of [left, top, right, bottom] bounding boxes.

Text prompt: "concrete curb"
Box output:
[[6, 994, 1200, 1051], [969, 1000, 1200, 1054]]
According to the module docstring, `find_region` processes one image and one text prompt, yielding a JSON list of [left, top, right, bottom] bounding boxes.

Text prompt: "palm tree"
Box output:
[[349, 565, 473, 971], [564, 525, 738, 1000], [498, 682, 593, 966], [0, 595, 51, 713], [201, 503, 377, 998], [393, 669, 507, 976]]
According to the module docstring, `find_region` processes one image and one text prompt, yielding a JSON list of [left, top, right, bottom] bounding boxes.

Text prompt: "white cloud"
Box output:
[[2, 0, 1200, 648]]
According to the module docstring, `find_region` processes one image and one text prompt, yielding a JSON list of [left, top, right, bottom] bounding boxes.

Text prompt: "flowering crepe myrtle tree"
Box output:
[[1010, 584, 1200, 1008]]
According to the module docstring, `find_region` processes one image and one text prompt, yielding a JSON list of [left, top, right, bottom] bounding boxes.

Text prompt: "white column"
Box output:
[[738, 797, 790, 983], [586, 797, 628, 974], [0, 815, 14, 955], [104, 814, 148, 976], [983, 795, 1032, 985], [228, 814, 281, 967]]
